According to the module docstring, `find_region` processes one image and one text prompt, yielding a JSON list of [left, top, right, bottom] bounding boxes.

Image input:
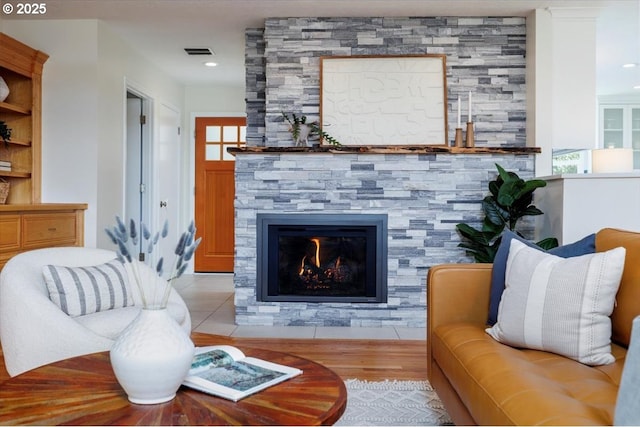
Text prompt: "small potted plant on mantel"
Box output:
[[282, 112, 341, 147]]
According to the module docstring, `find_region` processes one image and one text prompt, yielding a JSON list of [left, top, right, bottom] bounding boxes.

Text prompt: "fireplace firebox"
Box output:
[[257, 214, 387, 303]]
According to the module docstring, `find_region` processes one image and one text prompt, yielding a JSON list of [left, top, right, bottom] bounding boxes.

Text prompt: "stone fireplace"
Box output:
[[234, 16, 537, 327], [233, 152, 536, 327], [256, 213, 387, 303]]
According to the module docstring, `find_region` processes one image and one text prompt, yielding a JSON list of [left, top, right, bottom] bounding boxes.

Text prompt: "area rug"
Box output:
[[336, 379, 453, 426]]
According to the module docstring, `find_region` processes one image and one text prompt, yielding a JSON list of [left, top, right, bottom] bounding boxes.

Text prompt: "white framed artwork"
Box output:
[[320, 54, 448, 146]]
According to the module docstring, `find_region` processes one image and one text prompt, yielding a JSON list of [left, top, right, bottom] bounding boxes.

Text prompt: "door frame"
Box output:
[[123, 84, 153, 237], [123, 81, 184, 268]]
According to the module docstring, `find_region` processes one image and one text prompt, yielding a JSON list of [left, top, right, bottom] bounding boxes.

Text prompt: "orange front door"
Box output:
[[194, 117, 246, 272]]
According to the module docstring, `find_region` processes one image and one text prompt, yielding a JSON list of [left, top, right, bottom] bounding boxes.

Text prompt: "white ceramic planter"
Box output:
[[0, 77, 9, 102], [110, 307, 195, 404], [295, 123, 312, 147]]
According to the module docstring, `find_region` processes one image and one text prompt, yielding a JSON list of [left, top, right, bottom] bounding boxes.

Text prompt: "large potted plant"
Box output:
[[456, 163, 558, 263]]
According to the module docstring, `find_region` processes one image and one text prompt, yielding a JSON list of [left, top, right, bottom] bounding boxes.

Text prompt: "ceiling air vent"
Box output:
[[184, 47, 214, 56]]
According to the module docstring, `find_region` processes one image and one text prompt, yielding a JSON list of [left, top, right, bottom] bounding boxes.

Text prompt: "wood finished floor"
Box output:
[[0, 335, 427, 383]]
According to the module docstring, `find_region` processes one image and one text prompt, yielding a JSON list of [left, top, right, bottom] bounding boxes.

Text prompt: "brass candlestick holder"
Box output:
[[454, 128, 464, 147], [465, 122, 475, 148]]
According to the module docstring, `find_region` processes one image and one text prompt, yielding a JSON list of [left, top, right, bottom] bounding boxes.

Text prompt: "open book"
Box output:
[[182, 345, 303, 401]]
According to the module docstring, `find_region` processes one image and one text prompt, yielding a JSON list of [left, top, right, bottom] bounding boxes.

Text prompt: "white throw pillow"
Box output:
[[486, 239, 626, 366], [43, 260, 134, 317]]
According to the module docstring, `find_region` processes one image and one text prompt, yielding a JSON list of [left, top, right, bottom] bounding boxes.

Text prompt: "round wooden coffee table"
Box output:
[[0, 335, 346, 425]]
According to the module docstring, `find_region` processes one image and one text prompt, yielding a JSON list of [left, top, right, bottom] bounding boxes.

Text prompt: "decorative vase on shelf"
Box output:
[[110, 307, 195, 405], [0, 77, 9, 102]]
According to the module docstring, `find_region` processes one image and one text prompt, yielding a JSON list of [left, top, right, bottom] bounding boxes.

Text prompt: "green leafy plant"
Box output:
[[282, 112, 341, 146], [0, 120, 11, 148], [456, 163, 558, 263], [105, 216, 201, 308]]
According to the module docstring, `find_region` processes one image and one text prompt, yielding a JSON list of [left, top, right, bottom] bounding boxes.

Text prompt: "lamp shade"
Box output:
[[592, 148, 633, 173]]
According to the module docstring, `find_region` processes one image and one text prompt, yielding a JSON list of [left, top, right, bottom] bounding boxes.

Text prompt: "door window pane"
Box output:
[[223, 144, 236, 161], [603, 108, 623, 148], [603, 131, 623, 148], [223, 126, 238, 142], [206, 126, 221, 142], [205, 144, 221, 161], [240, 126, 247, 143], [603, 109, 623, 130]]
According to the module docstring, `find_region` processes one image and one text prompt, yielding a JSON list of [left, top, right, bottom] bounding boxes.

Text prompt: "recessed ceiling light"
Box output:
[[634, 85, 640, 89], [204, 61, 218, 67], [623, 63, 638, 68]]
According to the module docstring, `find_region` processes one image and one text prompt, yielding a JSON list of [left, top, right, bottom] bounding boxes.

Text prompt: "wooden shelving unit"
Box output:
[[0, 32, 48, 204], [0, 33, 87, 270]]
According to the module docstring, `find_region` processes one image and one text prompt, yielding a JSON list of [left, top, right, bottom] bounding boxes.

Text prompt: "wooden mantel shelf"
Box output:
[[228, 146, 541, 155]]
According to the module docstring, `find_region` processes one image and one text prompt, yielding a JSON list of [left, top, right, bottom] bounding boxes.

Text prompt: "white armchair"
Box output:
[[0, 247, 191, 377]]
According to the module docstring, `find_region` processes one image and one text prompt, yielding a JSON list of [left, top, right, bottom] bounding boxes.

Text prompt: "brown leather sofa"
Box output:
[[427, 228, 640, 425]]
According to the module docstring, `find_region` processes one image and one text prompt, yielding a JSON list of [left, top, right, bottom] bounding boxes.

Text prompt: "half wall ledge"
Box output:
[[228, 146, 541, 155]]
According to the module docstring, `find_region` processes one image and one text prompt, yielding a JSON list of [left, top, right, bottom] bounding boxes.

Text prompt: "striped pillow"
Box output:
[[43, 260, 134, 317], [486, 239, 626, 366]]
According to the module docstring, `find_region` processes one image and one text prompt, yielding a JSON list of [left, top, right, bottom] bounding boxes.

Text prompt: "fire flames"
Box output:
[[297, 237, 352, 290]]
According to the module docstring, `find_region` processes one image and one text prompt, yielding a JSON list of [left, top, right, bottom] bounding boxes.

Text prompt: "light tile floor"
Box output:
[[173, 274, 426, 340]]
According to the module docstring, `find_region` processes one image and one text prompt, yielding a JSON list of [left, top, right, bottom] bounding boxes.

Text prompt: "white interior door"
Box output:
[[155, 103, 181, 270]]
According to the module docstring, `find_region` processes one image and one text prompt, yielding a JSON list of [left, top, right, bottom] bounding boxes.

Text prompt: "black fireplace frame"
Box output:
[[256, 213, 388, 303]]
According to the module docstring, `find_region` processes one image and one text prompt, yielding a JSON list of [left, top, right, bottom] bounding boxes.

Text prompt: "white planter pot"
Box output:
[[295, 123, 313, 147], [0, 77, 8, 102], [110, 307, 195, 404]]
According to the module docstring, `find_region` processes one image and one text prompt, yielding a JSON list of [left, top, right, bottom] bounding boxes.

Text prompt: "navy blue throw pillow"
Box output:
[[487, 230, 596, 326]]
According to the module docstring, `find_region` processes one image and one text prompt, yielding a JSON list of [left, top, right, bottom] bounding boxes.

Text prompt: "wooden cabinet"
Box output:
[[0, 204, 87, 269], [0, 32, 48, 204]]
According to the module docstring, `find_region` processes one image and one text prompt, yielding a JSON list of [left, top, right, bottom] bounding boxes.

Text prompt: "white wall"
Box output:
[[527, 9, 554, 177], [3, 20, 185, 248], [184, 85, 245, 113], [549, 9, 598, 150], [528, 8, 599, 177]]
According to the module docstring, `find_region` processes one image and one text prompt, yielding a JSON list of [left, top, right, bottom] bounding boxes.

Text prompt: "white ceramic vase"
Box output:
[[295, 123, 312, 147], [110, 307, 195, 404], [0, 77, 9, 102]]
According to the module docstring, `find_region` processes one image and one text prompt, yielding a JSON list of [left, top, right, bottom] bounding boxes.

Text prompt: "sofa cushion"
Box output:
[[43, 260, 134, 317], [433, 323, 624, 425], [488, 230, 596, 325], [487, 239, 625, 366], [596, 228, 640, 347]]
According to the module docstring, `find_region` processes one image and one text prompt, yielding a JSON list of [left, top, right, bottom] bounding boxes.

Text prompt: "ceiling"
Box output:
[[2, 0, 639, 97]]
